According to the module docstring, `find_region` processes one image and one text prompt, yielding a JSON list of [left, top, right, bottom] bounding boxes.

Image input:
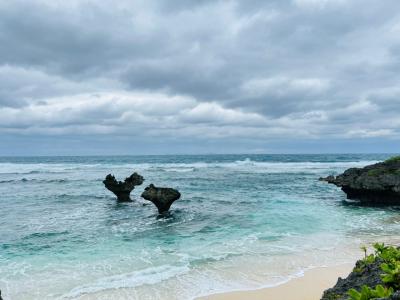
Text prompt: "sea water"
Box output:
[[1, 154, 400, 300]]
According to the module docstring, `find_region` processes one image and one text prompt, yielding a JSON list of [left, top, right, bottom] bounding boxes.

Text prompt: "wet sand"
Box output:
[[198, 263, 353, 300]]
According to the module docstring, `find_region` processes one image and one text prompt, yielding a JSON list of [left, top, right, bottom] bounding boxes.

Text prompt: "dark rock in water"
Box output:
[[321, 258, 385, 300], [103, 172, 144, 202], [319, 175, 336, 183], [0, 290, 3, 300], [320, 156, 400, 205], [141, 184, 181, 214]]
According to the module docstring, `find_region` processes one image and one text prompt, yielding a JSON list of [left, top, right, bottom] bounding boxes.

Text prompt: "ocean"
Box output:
[[1, 154, 400, 300]]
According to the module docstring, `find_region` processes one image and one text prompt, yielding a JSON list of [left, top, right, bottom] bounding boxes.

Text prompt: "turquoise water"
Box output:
[[1, 154, 400, 300]]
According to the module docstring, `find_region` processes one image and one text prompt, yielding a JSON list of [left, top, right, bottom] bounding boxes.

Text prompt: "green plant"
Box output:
[[346, 244, 400, 298], [347, 285, 393, 300], [346, 243, 400, 298], [353, 266, 364, 273], [353, 246, 376, 273], [325, 293, 341, 300], [384, 156, 400, 163], [359, 254, 376, 270], [373, 243, 386, 255], [361, 245, 368, 258], [367, 169, 381, 176], [381, 261, 400, 289], [373, 243, 400, 262], [370, 243, 400, 289]]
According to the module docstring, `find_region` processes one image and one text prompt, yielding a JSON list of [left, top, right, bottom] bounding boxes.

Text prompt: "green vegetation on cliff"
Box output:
[[322, 243, 400, 300], [384, 156, 400, 164], [347, 243, 400, 299]]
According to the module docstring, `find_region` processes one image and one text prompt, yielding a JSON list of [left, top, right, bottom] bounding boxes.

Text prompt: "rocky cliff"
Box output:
[[320, 156, 400, 204]]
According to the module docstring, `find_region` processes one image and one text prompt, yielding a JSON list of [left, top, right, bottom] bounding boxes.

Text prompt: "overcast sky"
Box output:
[[1, 0, 400, 155]]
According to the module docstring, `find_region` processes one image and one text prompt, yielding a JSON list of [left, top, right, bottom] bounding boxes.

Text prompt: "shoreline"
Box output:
[[197, 263, 353, 300]]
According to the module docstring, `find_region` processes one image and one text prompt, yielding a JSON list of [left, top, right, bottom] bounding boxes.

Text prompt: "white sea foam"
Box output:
[[128, 160, 378, 172], [130, 159, 379, 174], [164, 167, 196, 173], [60, 265, 190, 299], [0, 159, 379, 175]]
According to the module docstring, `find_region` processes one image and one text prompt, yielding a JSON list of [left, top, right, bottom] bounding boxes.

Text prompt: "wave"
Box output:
[[60, 264, 190, 299], [23, 231, 69, 240], [0, 178, 69, 184], [143, 159, 379, 174], [0, 170, 66, 175], [114, 159, 378, 173], [0, 159, 379, 180], [164, 167, 196, 173], [234, 157, 254, 165], [56, 194, 107, 200], [191, 267, 312, 300]]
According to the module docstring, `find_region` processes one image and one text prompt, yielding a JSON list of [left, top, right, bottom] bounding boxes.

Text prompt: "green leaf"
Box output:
[[347, 288, 361, 300], [381, 263, 390, 272], [346, 285, 393, 300], [375, 284, 384, 295]]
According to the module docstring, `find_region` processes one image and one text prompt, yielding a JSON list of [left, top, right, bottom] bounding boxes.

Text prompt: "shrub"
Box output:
[[346, 243, 400, 299], [347, 284, 393, 300], [384, 156, 400, 163], [381, 261, 400, 289], [373, 243, 400, 262]]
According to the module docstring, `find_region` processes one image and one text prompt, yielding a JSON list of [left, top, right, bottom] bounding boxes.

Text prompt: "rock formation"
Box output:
[[319, 156, 400, 205], [141, 184, 181, 214], [0, 290, 3, 300], [103, 172, 144, 202]]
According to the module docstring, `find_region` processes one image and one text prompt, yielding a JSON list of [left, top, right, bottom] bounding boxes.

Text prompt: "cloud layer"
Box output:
[[1, 0, 400, 154]]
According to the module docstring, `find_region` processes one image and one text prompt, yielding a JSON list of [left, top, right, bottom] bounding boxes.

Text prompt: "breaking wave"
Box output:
[[60, 265, 190, 299]]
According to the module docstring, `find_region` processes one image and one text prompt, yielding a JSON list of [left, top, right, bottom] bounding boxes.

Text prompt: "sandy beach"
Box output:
[[198, 264, 353, 300]]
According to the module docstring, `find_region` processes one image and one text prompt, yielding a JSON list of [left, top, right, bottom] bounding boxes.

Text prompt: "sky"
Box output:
[[1, 0, 400, 155]]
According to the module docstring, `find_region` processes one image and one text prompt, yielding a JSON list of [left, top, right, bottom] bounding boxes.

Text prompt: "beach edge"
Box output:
[[196, 263, 353, 300]]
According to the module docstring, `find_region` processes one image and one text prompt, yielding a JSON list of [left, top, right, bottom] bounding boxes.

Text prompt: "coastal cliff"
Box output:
[[320, 157, 400, 299], [320, 156, 400, 204]]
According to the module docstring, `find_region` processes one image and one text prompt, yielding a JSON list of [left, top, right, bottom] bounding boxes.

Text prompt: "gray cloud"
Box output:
[[0, 0, 400, 154]]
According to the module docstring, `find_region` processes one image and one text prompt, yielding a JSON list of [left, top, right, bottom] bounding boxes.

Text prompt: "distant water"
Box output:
[[1, 154, 400, 300]]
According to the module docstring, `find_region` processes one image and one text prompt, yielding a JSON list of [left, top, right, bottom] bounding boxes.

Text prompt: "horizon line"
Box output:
[[0, 152, 398, 158]]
